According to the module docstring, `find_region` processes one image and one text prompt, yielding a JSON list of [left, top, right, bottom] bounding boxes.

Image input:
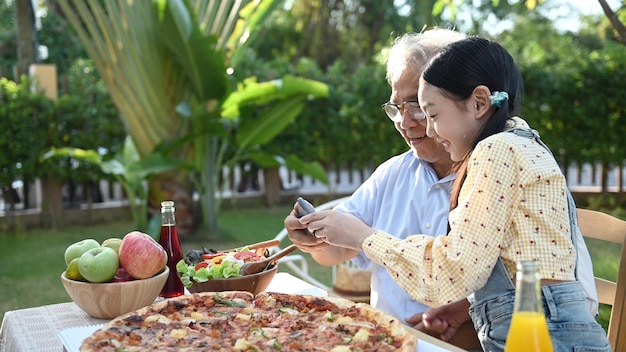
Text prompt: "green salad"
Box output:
[[176, 247, 264, 288]]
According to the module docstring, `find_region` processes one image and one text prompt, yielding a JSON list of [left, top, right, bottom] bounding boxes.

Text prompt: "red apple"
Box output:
[[111, 267, 135, 282], [118, 231, 167, 279]]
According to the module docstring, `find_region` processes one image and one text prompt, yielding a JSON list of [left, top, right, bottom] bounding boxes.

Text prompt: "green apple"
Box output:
[[65, 258, 86, 281], [64, 239, 100, 265], [101, 238, 123, 254], [78, 247, 120, 283]]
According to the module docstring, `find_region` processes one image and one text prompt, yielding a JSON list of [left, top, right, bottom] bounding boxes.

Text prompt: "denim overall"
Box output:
[[467, 128, 611, 352]]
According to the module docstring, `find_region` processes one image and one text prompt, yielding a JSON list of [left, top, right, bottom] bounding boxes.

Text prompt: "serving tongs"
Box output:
[[222, 239, 281, 253], [239, 244, 297, 275]]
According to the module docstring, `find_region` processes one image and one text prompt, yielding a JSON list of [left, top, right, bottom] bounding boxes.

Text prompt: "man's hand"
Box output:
[[284, 207, 329, 253], [406, 299, 481, 350], [284, 204, 359, 266]]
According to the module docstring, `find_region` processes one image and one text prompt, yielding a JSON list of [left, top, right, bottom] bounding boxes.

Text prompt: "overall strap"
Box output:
[[508, 128, 580, 279]]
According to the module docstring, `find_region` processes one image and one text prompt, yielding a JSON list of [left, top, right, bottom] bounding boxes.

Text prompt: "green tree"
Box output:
[[250, 0, 445, 69], [37, 3, 88, 77], [499, 13, 626, 199], [432, 0, 626, 45], [0, 78, 49, 212], [240, 1, 451, 173], [42, 136, 185, 232], [51, 58, 126, 207], [0, 0, 17, 76], [58, 0, 328, 236], [14, 0, 36, 75]]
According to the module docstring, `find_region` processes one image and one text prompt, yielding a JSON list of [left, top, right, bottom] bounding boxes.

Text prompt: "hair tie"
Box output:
[[489, 91, 509, 107]]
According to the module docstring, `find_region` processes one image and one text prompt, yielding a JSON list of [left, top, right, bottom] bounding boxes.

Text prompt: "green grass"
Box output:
[[0, 206, 618, 333], [585, 237, 621, 330]]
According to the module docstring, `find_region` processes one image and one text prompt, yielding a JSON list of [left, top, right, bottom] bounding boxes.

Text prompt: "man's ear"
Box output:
[[472, 85, 492, 120]]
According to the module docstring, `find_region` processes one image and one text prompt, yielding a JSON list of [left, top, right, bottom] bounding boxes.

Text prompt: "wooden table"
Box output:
[[0, 272, 466, 352]]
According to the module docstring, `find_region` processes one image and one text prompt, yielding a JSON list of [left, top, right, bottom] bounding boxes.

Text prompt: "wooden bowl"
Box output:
[[187, 265, 278, 295], [61, 266, 169, 319]]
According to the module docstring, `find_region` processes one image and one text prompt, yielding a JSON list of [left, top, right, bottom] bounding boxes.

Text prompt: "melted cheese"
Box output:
[[145, 314, 170, 324], [234, 338, 252, 350], [170, 329, 187, 339], [236, 313, 251, 321], [353, 328, 370, 342]]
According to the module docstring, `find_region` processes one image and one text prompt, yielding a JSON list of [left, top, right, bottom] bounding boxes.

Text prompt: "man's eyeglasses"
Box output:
[[381, 100, 426, 123]]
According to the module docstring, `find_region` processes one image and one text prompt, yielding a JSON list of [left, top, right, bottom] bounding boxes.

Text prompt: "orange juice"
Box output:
[[504, 311, 553, 352]]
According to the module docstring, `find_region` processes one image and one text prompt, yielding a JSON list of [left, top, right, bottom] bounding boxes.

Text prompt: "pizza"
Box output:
[[80, 291, 417, 351]]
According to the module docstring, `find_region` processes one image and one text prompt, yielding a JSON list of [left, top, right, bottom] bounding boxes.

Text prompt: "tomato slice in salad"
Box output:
[[194, 262, 209, 270], [201, 252, 225, 260]]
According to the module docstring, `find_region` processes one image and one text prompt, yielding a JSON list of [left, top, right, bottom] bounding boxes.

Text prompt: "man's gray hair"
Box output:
[[386, 28, 466, 85]]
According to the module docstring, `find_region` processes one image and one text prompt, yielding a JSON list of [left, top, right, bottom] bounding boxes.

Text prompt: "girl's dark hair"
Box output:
[[421, 37, 523, 210]]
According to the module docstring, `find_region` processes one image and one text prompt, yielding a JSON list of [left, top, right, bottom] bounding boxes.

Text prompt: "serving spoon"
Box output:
[[239, 244, 298, 275]]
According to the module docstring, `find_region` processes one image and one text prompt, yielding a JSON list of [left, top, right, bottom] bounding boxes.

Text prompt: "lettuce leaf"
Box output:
[[175, 259, 243, 288]]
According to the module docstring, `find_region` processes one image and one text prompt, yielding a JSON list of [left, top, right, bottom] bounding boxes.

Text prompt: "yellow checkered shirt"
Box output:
[[362, 130, 576, 307]]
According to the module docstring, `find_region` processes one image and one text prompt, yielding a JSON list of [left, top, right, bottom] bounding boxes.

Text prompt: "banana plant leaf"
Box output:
[[236, 97, 306, 150], [246, 152, 328, 184], [222, 75, 329, 119], [156, 0, 228, 101], [226, 0, 284, 66]]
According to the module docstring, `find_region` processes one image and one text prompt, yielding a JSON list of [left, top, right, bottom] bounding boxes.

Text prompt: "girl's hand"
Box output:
[[300, 211, 375, 250]]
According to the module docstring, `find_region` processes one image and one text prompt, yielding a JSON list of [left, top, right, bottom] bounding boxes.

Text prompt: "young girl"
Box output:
[[300, 37, 610, 351]]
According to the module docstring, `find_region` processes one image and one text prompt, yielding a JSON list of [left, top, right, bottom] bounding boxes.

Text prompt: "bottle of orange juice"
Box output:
[[504, 260, 553, 352]]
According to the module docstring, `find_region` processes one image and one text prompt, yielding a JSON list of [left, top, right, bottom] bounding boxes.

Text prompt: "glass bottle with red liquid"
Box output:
[[158, 200, 184, 298]]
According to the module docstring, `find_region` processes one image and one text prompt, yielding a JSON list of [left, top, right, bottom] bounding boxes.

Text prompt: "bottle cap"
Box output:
[[161, 200, 175, 210]]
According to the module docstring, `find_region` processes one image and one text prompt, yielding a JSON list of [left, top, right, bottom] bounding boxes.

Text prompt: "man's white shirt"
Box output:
[[334, 151, 454, 320]]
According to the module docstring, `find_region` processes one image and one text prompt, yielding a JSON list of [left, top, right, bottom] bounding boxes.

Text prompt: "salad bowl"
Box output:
[[176, 243, 284, 295], [186, 264, 278, 295]]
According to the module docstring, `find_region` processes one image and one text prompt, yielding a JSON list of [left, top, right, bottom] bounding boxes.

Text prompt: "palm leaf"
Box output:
[[236, 97, 306, 149], [222, 75, 329, 118], [58, 0, 190, 157], [157, 0, 228, 101]]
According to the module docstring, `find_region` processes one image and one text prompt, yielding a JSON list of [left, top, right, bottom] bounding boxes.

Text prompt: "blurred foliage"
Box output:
[[45, 58, 126, 184], [242, 0, 626, 186], [0, 58, 125, 204], [0, 77, 51, 190], [499, 14, 626, 199], [1, 0, 625, 212], [248, 0, 451, 69], [233, 50, 402, 170], [0, 0, 86, 78], [0, 0, 17, 75], [36, 7, 88, 77]]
